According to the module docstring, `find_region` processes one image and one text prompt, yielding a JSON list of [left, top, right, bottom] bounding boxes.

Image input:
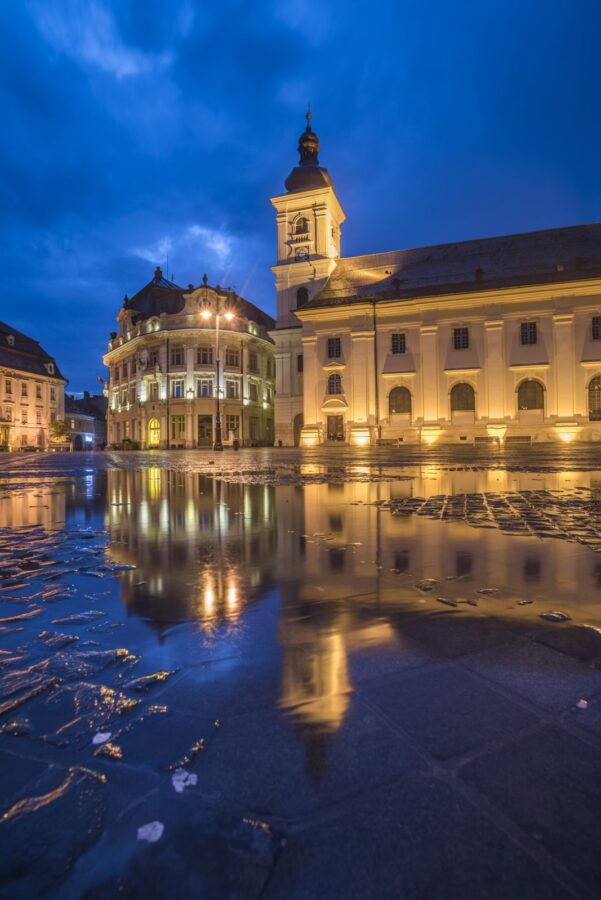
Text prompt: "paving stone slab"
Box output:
[[401, 613, 521, 659], [462, 725, 601, 887], [264, 775, 571, 900], [464, 641, 601, 711], [362, 665, 535, 759]]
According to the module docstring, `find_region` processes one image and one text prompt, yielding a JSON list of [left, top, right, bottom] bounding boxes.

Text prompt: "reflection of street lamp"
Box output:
[[200, 285, 234, 452]]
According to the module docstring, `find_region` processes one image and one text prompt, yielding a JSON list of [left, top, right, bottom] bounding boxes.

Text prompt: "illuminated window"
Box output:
[[453, 327, 469, 350], [517, 379, 544, 410], [196, 378, 213, 398], [389, 386, 411, 414], [520, 322, 537, 345], [225, 379, 240, 399], [197, 346, 213, 365], [148, 418, 160, 447], [327, 337, 341, 358], [391, 333, 406, 354], [171, 379, 185, 398], [328, 373, 342, 395], [450, 382, 475, 411]]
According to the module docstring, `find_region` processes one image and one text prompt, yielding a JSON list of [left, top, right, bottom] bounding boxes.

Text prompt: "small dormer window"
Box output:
[[6, 335, 14, 346], [46, 363, 54, 375]]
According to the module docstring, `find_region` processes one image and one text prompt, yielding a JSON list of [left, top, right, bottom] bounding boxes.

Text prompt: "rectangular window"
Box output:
[[21, 382, 28, 397], [21, 410, 27, 424], [170, 415, 185, 440], [36, 411, 42, 425], [35, 384, 42, 400], [197, 346, 213, 365], [121, 363, 128, 379], [327, 337, 341, 358], [297, 354, 303, 373], [5, 408, 11, 421], [129, 386, 136, 404], [149, 350, 159, 367], [37, 433, 43, 447], [171, 379, 185, 399], [520, 322, 537, 345], [225, 415, 239, 436], [121, 389, 127, 407], [196, 378, 213, 398], [248, 350, 258, 373], [391, 333, 406, 354], [249, 382, 259, 402], [453, 327, 469, 350], [225, 379, 240, 399], [5, 379, 11, 396], [265, 386, 273, 404], [171, 347, 184, 366], [593, 317, 601, 341], [225, 348, 240, 367], [50, 387, 56, 403], [149, 381, 159, 401]]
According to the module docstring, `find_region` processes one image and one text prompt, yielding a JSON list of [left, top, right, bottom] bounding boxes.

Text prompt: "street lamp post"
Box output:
[[200, 279, 234, 452]]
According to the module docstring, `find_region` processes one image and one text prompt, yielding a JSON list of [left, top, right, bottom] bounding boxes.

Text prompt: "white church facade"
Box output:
[[270, 116, 601, 446]]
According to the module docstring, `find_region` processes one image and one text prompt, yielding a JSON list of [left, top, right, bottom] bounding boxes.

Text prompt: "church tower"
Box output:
[[269, 113, 345, 445]]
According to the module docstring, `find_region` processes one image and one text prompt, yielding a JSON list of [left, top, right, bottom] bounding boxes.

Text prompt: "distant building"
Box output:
[[0, 322, 66, 451], [103, 274, 275, 449], [65, 392, 107, 450], [271, 116, 601, 445]]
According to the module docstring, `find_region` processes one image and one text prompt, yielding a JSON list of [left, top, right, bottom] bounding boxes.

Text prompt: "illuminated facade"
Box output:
[[0, 321, 66, 451], [271, 118, 601, 445], [103, 275, 275, 449]]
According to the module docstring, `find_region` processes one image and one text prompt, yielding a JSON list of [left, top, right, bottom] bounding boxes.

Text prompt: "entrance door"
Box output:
[[147, 418, 160, 448], [197, 415, 213, 447], [327, 415, 344, 441]]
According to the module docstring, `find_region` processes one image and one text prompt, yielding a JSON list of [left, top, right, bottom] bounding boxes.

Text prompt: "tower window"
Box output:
[[327, 337, 341, 359], [296, 286, 308, 308], [453, 327, 469, 350], [295, 217, 309, 235], [391, 333, 406, 354], [327, 373, 342, 394], [520, 322, 537, 345]]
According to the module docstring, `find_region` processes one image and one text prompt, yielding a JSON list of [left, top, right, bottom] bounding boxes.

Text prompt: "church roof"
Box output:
[[0, 321, 66, 380], [303, 222, 601, 309], [125, 269, 275, 331]]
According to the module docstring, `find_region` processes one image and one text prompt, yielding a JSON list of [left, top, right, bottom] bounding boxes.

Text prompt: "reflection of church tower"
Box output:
[[269, 113, 346, 446]]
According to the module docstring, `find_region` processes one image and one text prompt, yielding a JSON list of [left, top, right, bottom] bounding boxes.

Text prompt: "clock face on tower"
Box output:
[[295, 246, 309, 261]]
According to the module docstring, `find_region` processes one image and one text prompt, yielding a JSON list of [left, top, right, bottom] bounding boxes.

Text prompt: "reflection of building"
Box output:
[[103, 272, 275, 449], [65, 392, 107, 450], [0, 321, 66, 451], [104, 468, 277, 628], [271, 115, 601, 445]]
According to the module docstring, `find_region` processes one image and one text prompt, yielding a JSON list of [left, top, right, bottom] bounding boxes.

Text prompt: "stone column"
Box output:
[[484, 319, 505, 420], [300, 335, 321, 444], [553, 313, 575, 418], [419, 325, 439, 422]]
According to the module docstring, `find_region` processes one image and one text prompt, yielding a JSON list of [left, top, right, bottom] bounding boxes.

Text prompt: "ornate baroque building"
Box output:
[[103, 274, 275, 449], [0, 322, 66, 451], [270, 117, 601, 445]]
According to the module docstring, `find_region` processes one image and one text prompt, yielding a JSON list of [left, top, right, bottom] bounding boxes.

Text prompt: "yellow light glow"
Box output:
[[201, 309, 211, 320], [423, 434, 438, 445], [301, 435, 316, 447], [223, 311, 234, 321], [560, 431, 575, 443]]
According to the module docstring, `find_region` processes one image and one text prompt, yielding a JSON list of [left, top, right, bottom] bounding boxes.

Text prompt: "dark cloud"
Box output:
[[1, 0, 600, 392]]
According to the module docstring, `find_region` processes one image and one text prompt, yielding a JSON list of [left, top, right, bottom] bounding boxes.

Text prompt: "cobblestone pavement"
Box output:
[[0, 449, 600, 898]]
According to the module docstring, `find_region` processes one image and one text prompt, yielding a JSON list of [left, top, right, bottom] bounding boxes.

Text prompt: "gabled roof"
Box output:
[[0, 321, 66, 380], [303, 222, 601, 310]]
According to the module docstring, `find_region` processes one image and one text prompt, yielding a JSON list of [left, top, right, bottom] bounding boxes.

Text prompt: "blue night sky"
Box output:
[[2, 1, 600, 393]]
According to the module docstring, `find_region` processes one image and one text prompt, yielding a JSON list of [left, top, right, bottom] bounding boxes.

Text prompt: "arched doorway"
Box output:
[[450, 382, 475, 423], [589, 376, 601, 420], [293, 413, 304, 447], [517, 379, 545, 423], [389, 386, 412, 416], [148, 418, 161, 448]]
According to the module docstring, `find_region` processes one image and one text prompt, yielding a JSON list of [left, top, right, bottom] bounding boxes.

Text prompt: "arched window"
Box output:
[[327, 373, 342, 395], [295, 217, 309, 235], [148, 418, 161, 448], [296, 286, 308, 308], [589, 376, 601, 420], [450, 382, 475, 411], [389, 386, 412, 415], [517, 379, 544, 410]]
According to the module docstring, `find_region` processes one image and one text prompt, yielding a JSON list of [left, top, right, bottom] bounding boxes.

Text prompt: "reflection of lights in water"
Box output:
[[139, 500, 149, 532], [280, 629, 350, 733], [148, 468, 162, 500], [263, 485, 270, 523], [300, 464, 321, 476], [160, 498, 169, 534], [203, 586, 216, 615], [218, 503, 228, 531]]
